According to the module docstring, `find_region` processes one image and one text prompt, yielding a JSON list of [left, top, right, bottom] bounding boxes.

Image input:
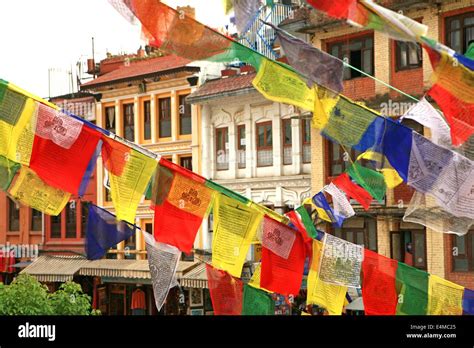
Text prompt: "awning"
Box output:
[[180, 263, 208, 289], [20, 255, 89, 282]]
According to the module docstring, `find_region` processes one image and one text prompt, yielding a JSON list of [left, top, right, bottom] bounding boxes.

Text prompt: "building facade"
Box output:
[[282, 0, 474, 288]]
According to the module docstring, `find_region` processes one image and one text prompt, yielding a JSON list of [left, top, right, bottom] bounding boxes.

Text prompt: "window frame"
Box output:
[[141, 98, 152, 143], [301, 118, 311, 164], [122, 102, 135, 142], [7, 198, 20, 232], [178, 93, 192, 136], [256, 121, 273, 167], [103, 104, 116, 134], [282, 118, 293, 165], [30, 208, 42, 232], [215, 127, 229, 171], [158, 96, 172, 139], [445, 11, 474, 55], [237, 124, 246, 169], [452, 231, 474, 272], [332, 218, 378, 252], [179, 155, 193, 171], [395, 41, 423, 71]]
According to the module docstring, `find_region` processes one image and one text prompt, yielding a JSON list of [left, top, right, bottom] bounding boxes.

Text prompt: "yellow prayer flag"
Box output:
[[252, 58, 315, 112], [357, 151, 403, 189], [248, 264, 273, 293], [249, 202, 288, 224], [109, 149, 157, 224], [307, 239, 347, 315], [9, 166, 71, 216], [313, 85, 339, 130], [0, 98, 37, 165], [212, 193, 263, 278], [301, 311, 311, 316], [428, 275, 464, 315]]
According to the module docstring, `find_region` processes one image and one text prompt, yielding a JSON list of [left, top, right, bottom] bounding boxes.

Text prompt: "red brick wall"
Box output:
[[393, 183, 415, 205], [444, 234, 474, 289], [343, 77, 376, 101]]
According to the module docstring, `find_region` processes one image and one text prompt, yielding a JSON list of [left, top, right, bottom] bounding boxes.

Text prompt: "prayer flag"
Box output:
[[333, 173, 373, 210], [103, 137, 157, 224], [212, 193, 262, 277], [260, 231, 306, 296], [307, 239, 347, 315], [0, 156, 20, 191], [275, 27, 344, 92], [313, 85, 340, 129], [347, 162, 386, 203], [262, 215, 296, 259], [428, 275, 464, 315], [295, 205, 317, 239], [234, 0, 260, 33], [153, 158, 214, 253], [30, 122, 101, 195], [318, 233, 363, 288], [85, 204, 137, 260], [362, 250, 398, 315], [242, 284, 275, 315], [78, 140, 103, 198], [324, 183, 355, 224], [8, 166, 70, 216], [206, 264, 243, 315], [144, 231, 181, 311], [248, 264, 272, 293], [395, 262, 428, 315], [463, 288, 474, 315], [312, 192, 343, 227]]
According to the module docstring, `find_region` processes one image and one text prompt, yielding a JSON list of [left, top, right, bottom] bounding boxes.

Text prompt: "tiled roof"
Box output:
[[81, 55, 195, 88], [187, 72, 256, 102]]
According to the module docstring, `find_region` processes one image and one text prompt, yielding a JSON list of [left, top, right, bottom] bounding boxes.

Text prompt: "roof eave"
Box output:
[[187, 87, 257, 104]]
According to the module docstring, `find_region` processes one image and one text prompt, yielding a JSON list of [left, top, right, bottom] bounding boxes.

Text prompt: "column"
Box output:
[[191, 103, 200, 174], [374, 31, 390, 95], [244, 104, 253, 178], [291, 117, 302, 175], [136, 221, 144, 260], [115, 100, 122, 137], [228, 119, 237, 178], [171, 90, 178, 141], [201, 105, 211, 178], [96, 102, 103, 128], [150, 94, 157, 143], [272, 103, 282, 177], [134, 96, 140, 143]]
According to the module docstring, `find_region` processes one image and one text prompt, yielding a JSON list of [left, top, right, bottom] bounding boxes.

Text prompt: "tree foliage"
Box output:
[[0, 274, 99, 315]]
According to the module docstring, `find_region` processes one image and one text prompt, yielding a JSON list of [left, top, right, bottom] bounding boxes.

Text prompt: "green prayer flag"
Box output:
[[296, 205, 317, 239], [0, 156, 20, 191], [0, 85, 26, 126], [395, 263, 428, 315], [242, 284, 274, 315], [347, 162, 386, 203], [205, 180, 250, 204]]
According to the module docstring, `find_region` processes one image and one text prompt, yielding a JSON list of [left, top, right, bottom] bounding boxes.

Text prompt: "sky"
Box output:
[[0, 0, 229, 99]]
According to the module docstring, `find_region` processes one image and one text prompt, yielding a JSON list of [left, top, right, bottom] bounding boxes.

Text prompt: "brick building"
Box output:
[[281, 0, 474, 288]]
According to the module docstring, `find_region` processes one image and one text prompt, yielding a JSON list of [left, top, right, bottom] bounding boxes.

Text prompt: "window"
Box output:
[[180, 156, 193, 171], [216, 127, 229, 170], [328, 35, 374, 80], [123, 103, 135, 142], [395, 41, 422, 71], [104, 106, 116, 133], [51, 214, 61, 239], [81, 203, 89, 238], [302, 118, 311, 163], [237, 125, 246, 169], [446, 12, 474, 55], [390, 229, 427, 270], [124, 232, 136, 260], [142, 100, 151, 141], [31, 209, 42, 231], [158, 97, 172, 138], [334, 218, 377, 251], [256, 121, 273, 167], [452, 231, 474, 272], [66, 201, 77, 238], [8, 198, 19, 231], [282, 119, 292, 165], [179, 95, 192, 135]]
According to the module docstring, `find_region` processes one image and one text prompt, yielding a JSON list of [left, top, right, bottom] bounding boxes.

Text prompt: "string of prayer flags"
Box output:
[[347, 162, 386, 203], [401, 98, 452, 148], [295, 205, 317, 239], [427, 275, 464, 315], [318, 233, 363, 288], [0, 82, 27, 126], [143, 231, 181, 311], [361, 250, 398, 315], [274, 26, 344, 92], [30, 120, 101, 195], [356, 151, 403, 189], [262, 215, 296, 259], [206, 264, 243, 315], [102, 137, 157, 224], [463, 288, 474, 315], [427, 49, 474, 146], [324, 183, 355, 224], [0, 156, 20, 191], [78, 140, 103, 198], [312, 192, 343, 227], [403, 192, 473, 236], [0, 97, 37, 166], [260, 231, 305, 296], [234, 0, 261, 33], [285, 210, 314, 258], [307, 240, 347, 315], [85, 204, 137, 260], [8, 166, 71, 216], [252, 58, 315, 112], [305, 0, 353, 19], [312, 85, 340, 130], [242, 284, 275, 315], [332, 173, 373, 211], [248, 264, 272, 293], [211, 193, 262, 277], [152, 158, 214, 253], [395, 263, 428, 315]]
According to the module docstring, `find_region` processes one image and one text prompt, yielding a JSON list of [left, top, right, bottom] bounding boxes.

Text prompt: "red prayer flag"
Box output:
[[206, 264, 243, 315], [332, 173, 372, 211], [101, 136, 130, 176], [286, 210, 313, 259], [29, 124, 101, 195], [306, 0, 354, 19], [260, 232, 306, 296], [428, 84, 474, 147], [362, 249, 398, 315]]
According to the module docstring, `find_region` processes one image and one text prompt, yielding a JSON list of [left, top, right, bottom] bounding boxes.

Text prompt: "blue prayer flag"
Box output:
[[312, 192, 344, 227], [463, 288, 474, 315]]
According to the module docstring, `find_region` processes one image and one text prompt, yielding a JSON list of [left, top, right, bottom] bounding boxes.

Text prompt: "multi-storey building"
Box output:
[[281, 0, 474, 288]]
